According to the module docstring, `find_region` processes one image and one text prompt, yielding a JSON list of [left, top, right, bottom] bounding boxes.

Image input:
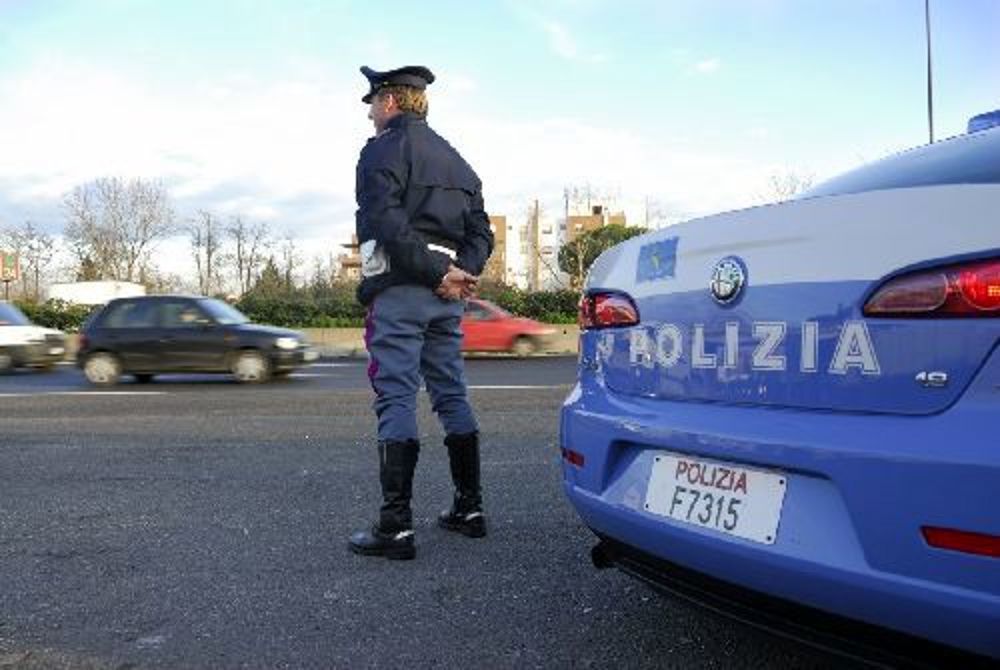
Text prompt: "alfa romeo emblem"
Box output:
[[710, 256, 746, 304]]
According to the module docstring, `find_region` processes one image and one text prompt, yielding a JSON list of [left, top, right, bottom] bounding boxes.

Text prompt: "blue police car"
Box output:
[[561, 114, 1000, 663]]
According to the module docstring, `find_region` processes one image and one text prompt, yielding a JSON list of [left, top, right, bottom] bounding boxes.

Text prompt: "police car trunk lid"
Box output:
[[585, 184, 1000, 415]]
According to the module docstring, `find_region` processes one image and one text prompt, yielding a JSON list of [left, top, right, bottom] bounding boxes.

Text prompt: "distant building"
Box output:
[[482, 215, 507, 284], [566, 205, 626, 243], [336, 235, 362, 282], [335, 203, 625, 291]]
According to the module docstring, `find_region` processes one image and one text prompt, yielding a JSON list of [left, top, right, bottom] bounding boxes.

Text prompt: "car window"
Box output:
[[0, 302, 31, 326], [102, 300, 158, 329], [198, 298, 249, 325], [487, 303, 511, 318], [161, 301, 212, 328], [464, 302, 491, 321]]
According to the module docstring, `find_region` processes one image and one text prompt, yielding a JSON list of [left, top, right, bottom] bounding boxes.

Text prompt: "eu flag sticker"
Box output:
[[636, 237, 678, 283]]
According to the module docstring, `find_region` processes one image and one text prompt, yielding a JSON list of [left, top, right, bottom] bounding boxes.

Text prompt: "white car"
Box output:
[[0, 301, 68, 373]]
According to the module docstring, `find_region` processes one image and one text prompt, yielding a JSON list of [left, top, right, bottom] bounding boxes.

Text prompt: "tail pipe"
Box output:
[[590, 540, 616, 570]]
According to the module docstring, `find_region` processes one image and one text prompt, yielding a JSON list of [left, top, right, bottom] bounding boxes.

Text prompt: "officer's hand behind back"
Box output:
[[437, 265, 478, 301]]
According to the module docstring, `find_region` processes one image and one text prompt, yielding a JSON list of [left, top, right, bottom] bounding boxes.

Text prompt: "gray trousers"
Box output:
[[364, 285, 478, 442]]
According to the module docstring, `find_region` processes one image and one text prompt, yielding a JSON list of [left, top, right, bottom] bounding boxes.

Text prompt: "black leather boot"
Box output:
[[438, 432, 486, 538], [349, 439, 419, 560]]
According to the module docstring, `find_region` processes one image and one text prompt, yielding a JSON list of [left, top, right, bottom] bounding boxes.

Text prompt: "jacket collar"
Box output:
[[385, 112, 423, 131]]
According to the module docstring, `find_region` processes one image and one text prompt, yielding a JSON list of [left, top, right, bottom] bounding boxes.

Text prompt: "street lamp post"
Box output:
[[925, 0, 935, 143]]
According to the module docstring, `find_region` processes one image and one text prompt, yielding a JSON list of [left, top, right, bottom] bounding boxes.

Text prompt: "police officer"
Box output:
[[349, 65, 494, 560]]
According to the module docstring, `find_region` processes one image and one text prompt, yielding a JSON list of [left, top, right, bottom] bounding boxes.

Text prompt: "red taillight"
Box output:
[[561, 448, 585, 467], [864, 259, 1000, 317], [922, 526, 1000, 558], [579, 292, 639, 330], [78, 334, 89, 351], [959, 262, 1000, 310]]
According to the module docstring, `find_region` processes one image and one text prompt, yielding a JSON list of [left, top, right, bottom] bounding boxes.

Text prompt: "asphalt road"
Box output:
[[0, 359, 850, 669]]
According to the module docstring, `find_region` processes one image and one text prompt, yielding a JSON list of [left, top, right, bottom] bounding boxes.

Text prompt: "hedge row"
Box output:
[[478, 287, 579, 325], [13, 287, 580, 331], [14, 300, 95, 332], [235, 287, 581, 327], [235, 293, 367, 328]]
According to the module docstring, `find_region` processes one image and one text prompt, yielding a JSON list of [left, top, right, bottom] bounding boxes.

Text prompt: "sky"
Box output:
[[0, 0, 997, 281]]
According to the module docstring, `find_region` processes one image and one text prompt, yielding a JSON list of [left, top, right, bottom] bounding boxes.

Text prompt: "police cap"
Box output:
[[360, 65, 435, 104]]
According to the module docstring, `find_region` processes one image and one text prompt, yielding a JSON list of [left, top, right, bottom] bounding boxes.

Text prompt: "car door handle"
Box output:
[[159, 337, 174, 343]]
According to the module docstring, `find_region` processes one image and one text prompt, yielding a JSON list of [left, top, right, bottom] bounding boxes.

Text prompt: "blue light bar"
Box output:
[[967, 110, 1000, 133]]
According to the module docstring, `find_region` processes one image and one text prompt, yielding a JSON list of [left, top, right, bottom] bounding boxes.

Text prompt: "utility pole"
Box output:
[[925, 0, 935, 143], [530, 199, 540, 291]]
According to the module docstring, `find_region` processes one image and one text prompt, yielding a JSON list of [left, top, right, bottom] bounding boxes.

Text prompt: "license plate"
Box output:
[[644, 451, 787, 544], [303, 349, 319, 362]]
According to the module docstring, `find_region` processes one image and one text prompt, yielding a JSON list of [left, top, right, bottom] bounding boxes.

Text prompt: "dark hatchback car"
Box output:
[[77, 295, 318, 385]]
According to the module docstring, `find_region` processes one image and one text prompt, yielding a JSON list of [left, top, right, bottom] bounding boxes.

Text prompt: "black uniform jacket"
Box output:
[[355, 112, 494, 305]]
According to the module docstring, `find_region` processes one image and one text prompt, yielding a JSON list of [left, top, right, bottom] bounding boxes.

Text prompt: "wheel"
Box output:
[[133, 373, 155, 384], [231, 350, 270, 383], [511, 336, 538, 358], [0, 348, 13, 374], [83, 353, 122, 386]]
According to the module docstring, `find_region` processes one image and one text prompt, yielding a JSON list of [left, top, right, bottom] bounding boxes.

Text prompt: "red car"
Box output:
[[461, 298, 555, 356]]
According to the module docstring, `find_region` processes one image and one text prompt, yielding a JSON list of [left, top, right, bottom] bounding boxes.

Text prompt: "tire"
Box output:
[[83, 352, 122, 387], [0, 348, 13, 374], [133, 373, 155, 384], [231, 350, 270, 384], [511, 336, 538, 358]]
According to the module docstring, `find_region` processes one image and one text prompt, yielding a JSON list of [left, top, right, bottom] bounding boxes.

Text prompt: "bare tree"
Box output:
[[189, 210, 223, 296], [279, 233, 301, 290], [227, 216, 269, 296], [0, 222, 55, 300], [521, 199, 567, 291], [758, 171, 815, 204], [63, 177, 175, 282]]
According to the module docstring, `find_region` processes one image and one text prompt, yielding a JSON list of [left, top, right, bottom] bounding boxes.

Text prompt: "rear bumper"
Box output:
[[589, 534, 995, 668], [560, 349, 1000, 659], [5, 341, 66, 367], [269, 347, 319, 370]]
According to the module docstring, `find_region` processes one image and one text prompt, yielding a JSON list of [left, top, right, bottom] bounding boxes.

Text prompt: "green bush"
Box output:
[[12, 285, 579, 332], [14, 299, 95, 332], [235, 283, 580, 327], [235, 282, 366, 328], [478, 286, 580, 323]]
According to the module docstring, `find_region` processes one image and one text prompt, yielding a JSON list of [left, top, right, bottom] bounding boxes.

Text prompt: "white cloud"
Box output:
[[535, 18, 607, 64], [0, 56, 775, 280], [437, 110, 767, 227], [694, 58, 721, 74], [543, 21, 579, 60], [0, 57, 364, 227]]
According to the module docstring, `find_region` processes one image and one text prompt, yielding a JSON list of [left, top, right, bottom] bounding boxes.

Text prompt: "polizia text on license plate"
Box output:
[[644, 452, 788, 545]]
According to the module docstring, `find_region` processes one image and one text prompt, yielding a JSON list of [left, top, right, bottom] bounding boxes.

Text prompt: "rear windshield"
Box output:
[[0, 302, 31, 326], [801, 127, 1000, 199]]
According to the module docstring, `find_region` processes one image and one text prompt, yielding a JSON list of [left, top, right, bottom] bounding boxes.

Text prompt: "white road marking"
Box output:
[[0, 391, 168, 398], [308, 362, 362, 368], [467, 385, 568, 390]]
